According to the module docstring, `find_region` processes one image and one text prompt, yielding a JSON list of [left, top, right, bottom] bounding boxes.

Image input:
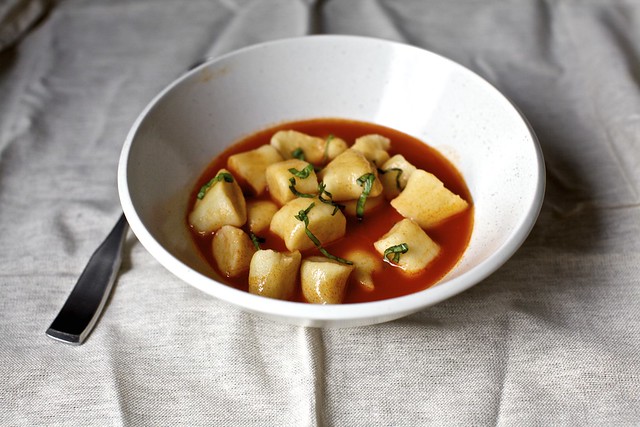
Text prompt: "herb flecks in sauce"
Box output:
[[379, 167, 403, 190], [197, 172, 234, 200], [288, 163, 314, 179], [295, 202, 353, 265], [291, 147, 305, 161], [323, 134, 335, 164], [317, 182, 344, 215], [355, 173, 376, 220], [188, 118, 473, 304], [250, 233, 266, 250], [384, 243, 409, 264], [288, 177, 315, 198]]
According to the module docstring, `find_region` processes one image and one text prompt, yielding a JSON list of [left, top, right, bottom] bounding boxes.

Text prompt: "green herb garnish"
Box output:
[[379, 167, 403, 190], [322, 134, 334, 163], [294, 203, 353, 265], [288, 177, 315, 198], [383, 243, 409, 264], [355, 173, 376, 220], [291, 147, 305, 161], [288, 163, 314, 179], [250, 233, 265, 250], [317, 181, 344, 215], [197, 172, 234, 199]]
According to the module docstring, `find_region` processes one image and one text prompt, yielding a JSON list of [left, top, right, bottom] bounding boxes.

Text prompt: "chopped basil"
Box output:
[[294, 202, 315, 221], [197, 172, 234, 200], [294, 203, 353, 265], [288, 177, 315, 198], [379, 167, 403, 190], [317, 181, 344, 215], [355, 173, 376, 220], [384, 243, 409, 264], [288, 163, 314, 179], [323, 134, 334, 163], [250, 233, 265, 251], [291, 147, 305, 161], [318, 247, 353, 266]]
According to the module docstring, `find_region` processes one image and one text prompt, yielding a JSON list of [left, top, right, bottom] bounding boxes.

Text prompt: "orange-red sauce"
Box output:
[[188, 118, 473, 303]]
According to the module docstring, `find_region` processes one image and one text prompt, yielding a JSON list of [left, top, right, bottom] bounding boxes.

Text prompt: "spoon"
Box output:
[[46, 58, 212, 345], [46, 213, 128, 345]]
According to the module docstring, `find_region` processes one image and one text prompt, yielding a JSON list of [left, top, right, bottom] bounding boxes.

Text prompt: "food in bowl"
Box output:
[[187, 118, 473, 304], [118, 35, 544, 327]]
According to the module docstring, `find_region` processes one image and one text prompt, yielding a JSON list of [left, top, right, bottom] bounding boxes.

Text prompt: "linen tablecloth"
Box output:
[[2, 0, 639, 425]]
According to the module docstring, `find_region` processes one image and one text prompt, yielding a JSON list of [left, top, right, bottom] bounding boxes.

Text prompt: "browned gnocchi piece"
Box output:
[[301, 256, 354, 304], [188, 169, 246, 233]]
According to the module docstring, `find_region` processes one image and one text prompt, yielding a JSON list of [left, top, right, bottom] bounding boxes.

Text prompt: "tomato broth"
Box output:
[[188, 118, 473, 303]]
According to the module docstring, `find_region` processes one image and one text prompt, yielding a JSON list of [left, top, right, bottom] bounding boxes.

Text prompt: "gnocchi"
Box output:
[[188, 119, 472, 304]]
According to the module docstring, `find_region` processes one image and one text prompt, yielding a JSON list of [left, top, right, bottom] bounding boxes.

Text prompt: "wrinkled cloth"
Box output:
[[0, 0, 51, 50], [1, 0, 639, 425]]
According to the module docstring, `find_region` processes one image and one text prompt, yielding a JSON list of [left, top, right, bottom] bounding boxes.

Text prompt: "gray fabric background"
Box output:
[[2, 0, 639, 425]]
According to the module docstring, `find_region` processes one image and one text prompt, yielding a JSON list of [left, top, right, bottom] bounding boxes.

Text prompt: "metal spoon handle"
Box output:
[[46, 213, 128, 345]]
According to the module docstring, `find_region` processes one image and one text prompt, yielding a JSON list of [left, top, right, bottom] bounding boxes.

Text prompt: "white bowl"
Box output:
[[118, 35, 545, 327]]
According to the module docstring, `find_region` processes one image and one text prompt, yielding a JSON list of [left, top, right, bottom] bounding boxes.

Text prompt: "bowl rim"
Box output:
[[118, 34, 545, 323]]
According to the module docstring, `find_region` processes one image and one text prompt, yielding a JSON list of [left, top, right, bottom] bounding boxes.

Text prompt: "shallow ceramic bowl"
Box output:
[[118, 35, 544, 327]]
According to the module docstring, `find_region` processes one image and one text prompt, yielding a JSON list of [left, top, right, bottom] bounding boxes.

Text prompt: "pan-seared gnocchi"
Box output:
[[188, 119, 473, 304]]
